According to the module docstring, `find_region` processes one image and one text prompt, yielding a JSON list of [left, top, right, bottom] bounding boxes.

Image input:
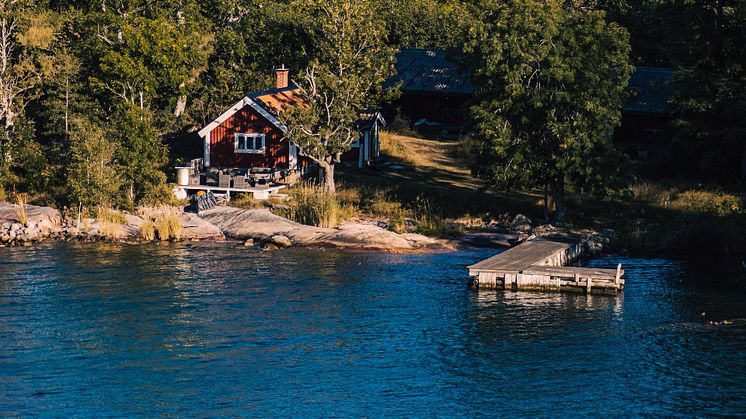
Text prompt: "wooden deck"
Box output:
[[468, 236, 624, 294], [182, 184, 287, 200]]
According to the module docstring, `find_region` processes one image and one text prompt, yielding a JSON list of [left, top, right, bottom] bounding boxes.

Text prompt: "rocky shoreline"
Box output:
[[0, 202, 611, 254], [0, 202, 448, 252]]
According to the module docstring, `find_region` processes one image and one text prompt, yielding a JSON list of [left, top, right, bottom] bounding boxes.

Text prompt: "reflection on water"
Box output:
[[1, 243, 745, 416]]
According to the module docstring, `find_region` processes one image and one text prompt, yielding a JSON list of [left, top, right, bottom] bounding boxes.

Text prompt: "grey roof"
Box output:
[[623, 67, 675, 115], [388, 48, 475, 95]]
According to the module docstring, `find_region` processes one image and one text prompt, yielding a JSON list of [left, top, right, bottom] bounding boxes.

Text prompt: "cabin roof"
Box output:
[[198, 85, 384, 138], [389, 49, 675, 116], [357, 111, 387, 131], [623, 66, 675, 115], [250, 86, 305, 115], [387, 48, 475, 95]]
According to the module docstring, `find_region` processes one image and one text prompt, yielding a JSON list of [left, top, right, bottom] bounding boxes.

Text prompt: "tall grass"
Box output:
[[232, 193, 266, 209], [140, 219, 156, 241], [629, 182, 743, 216], [14, 193, 29, 226], [412, 195, 464, 237], [283, 183, 339, 228], [95, 206, 126, 239], [138, 206, 183, 241]]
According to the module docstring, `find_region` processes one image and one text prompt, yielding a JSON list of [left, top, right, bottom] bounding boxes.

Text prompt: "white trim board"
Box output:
[[197, 97, 287, 139]]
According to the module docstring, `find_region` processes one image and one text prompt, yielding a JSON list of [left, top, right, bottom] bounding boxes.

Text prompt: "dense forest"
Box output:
[[0, 0, 743, 211]]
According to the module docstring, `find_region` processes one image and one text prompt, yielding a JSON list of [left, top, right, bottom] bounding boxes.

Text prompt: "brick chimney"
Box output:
[[275, 65, 289, 89]]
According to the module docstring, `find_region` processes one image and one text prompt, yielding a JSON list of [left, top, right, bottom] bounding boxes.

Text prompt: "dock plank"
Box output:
[[468, 236, 624, 293], [468, 238, 571, 272], [523, 266, 624, 281]]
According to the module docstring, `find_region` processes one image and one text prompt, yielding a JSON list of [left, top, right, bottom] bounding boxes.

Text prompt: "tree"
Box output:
[[467, 0, 633, 220], [66, 117, 122, 207], [671, 0, 746, 181], [281, 0, 395, 192], [0, 2, 49, 187], [111, 106, 170, 207], [376, 0, 473, 50]]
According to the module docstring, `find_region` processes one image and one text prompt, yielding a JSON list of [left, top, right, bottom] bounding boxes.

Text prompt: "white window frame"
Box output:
[[234, 132, 266, 154]]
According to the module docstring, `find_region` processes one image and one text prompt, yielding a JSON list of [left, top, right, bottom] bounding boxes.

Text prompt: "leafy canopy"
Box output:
[[467, 0, 633, 219], [280, 0, 395, 191]]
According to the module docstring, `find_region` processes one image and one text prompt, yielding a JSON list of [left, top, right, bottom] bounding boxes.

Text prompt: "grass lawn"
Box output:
[[337, 131, 545, 222], [335, 130, 746, 256]]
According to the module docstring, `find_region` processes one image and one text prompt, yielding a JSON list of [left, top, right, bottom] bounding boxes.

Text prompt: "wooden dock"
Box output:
[[468, 236, 624, 294]]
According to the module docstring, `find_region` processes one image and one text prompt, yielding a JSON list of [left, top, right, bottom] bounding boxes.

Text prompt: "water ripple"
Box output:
[[1, 243, 745, 416]]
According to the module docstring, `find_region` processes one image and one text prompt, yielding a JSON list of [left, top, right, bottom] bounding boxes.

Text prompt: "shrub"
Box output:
[[388, 112, 414, 135], [284, 183, 339, 228], [14, 193, 29, 226], [670, 190, 742, 216], [449, 133, 479, 164], [0, 187, 6, 202], [629, 182, 675, 206]]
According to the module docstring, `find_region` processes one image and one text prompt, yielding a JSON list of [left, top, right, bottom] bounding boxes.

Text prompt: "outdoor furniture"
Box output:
[[189, 173, 201, 186], [218, 174, 231, 188], [233, 176, 249, 189]]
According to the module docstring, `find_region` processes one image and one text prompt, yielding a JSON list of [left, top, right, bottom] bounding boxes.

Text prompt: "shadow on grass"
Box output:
[[337, 152, 544, 220]]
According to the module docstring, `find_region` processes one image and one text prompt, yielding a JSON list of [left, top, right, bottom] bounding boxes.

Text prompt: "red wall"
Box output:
[[210, 106, 288, 169]]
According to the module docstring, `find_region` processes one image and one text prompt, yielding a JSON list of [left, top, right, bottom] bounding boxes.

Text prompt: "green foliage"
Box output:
[[281, 0, 396, 191], [670, 1, 746, 181], [110, 107, 169, 207], [467, 0, 634, 220], [377, 0, 473, 49], [66, 118, 122, 207]]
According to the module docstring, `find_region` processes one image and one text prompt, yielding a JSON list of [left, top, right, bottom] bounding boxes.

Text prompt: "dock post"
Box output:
[[586, 276, 592, 294], [614, 264, 622, 287]]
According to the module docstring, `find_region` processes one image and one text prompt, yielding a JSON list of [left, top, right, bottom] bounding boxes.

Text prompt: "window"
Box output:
[[234, 133, 266, 154]]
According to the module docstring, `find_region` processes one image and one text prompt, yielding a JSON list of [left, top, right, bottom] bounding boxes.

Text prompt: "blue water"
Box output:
[[1, 243, 746, 416]]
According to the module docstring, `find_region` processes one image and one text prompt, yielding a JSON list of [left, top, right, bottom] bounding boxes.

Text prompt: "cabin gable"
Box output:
[[208, 105, 289, 169]]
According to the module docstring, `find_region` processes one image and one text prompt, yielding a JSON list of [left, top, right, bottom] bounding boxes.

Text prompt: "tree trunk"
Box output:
[[174, 94, 187, 117], [319, 161, 336, 193], [550, 177, 567, 222]]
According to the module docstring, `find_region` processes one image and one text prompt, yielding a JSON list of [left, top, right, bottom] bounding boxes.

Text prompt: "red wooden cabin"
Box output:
[[197, 68, 385, 174]]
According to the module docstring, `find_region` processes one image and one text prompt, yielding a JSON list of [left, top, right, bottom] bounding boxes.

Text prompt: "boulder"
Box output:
[[510, 214, 532, 232], [400, 233, 447, 249], [199, 206, 441, 251], [0, 202, 61, 228], [461, 232, 520, 248], [122, 214, 145, 237], [179, 212, 223, 240], [263, 242, 279, 250], [270, 235, 292, 248], [244, 239, 255, 247]]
